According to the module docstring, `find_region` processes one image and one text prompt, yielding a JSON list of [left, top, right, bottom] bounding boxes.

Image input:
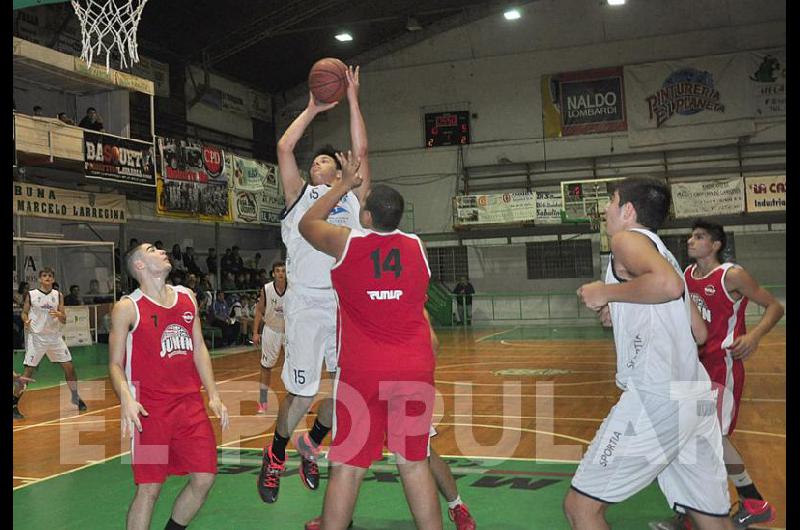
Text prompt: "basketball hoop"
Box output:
[[71, 0, 149, 71]]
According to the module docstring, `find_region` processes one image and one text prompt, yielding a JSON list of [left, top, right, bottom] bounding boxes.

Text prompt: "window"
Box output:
[[526, 240, 593, 279], [426, 246, 468, 283]]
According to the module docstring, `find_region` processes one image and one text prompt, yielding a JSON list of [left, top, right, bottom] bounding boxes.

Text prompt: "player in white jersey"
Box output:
[[257, 64, 371, 505], [14, 267, 87, 420], [252, 261, 287, 415], [568, 178, 733, 530]]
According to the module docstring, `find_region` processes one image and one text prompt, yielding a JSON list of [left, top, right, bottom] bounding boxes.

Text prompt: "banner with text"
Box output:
[[84, 131, 156, 186], [230, 154, 282, 225], [747, 49, 786, 118], [542, 67, 627, 137], [13, 181, 127, 223], [157, 137, 232, 222], [453, 193, 537, 226], [745, 175, 786, 212], [670, 178, 744, 218], [64, 306, 92, 347], [625, 53, 755, 147], [534, 190, 563, 224]]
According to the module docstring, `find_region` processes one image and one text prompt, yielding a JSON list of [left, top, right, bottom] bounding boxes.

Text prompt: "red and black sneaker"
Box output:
[[448, 503, 477, 530], [294, 432, 321, 490], [257, 444, 285, 503]]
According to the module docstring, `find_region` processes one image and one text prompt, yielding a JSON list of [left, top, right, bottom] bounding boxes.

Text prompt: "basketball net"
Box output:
[[71, 0, 148, 71]]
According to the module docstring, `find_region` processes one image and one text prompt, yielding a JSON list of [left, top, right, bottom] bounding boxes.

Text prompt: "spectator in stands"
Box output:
[[220, 248, 234, 276], [256, 269, 269, 287], [78, 107, 104, 131], [198, 276, 214, 311], [221, 272, 237, 291], [57, 112, 75, 125], [235, 273, 247, 291], [64, 285, 83, 306], [33, 106, 43, 117], [169, 243, 185, 272], [185, 273, 199, 293], [246, 252, 262, 273], [128, 238, 139, 250], [208, 291, 240, 347], [453, 276, 476, 326], [206, 248, 218, 275], [154, 240, 164, 250], [14, 281, 29, 308], [230, 246, 245, 275], [230, 293, 254, 345], [114, 247, 121, 274], [183, 246, 202, 276], [87, 279, 101, 304]]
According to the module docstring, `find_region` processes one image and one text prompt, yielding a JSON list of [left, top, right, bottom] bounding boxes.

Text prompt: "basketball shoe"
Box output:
[[71, 396, 87, 411], [731, 499, 776, 529], [648, 513, 692, 530], [255, 402, 267, 415], [13, 405, 24, 420], [294, 432, 321, 490], [257, 444, 285, 503], [449, 502, 477, 529]]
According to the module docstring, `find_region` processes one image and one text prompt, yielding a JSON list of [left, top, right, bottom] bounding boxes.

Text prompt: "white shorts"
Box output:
[[260, 326, 284, 369], [24, 333, 72, 367], [281, 286, 337, 397], [571, 387, 730, 516]]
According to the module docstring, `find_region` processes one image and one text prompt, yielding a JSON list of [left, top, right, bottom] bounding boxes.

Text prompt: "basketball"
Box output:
[[308, 57, 348, 104]]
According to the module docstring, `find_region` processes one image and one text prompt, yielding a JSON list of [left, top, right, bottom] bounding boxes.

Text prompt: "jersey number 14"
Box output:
[[370, 248, 402, 278]]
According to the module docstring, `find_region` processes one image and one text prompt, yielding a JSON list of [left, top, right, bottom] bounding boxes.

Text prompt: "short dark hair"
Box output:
[[313, 144, 342, 169], [271, 261, 285, 271], [614, 177, 671, 231], [365, 184, 405, 231], [124, 244, 146, 278], [87, 107, 96, 113], [692, 219, 727, 260], [33, 105, 42, 112], [69, 284, 79, 292], [39, 267, 55, 277]]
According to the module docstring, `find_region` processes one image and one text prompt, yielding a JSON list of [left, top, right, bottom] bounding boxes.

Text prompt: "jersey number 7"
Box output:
[[370, 248, 402, 278]]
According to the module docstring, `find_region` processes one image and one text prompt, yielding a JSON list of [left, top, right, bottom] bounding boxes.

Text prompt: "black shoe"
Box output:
[[72, 397, 87, 411], [295, 432, 321, 490], [13, 405, 24, 420], [257, 444, 285, 503]]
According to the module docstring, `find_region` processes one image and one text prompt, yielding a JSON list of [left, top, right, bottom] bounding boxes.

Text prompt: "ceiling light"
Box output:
[[335, 32, 353, 42], [406, 16, 422, 31], [504, 8, 521, 20], [607, 0, 626, 5]]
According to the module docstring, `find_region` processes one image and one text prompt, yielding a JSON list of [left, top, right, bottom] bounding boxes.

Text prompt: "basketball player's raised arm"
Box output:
[[108, 298, 149, 436], [346, 66, 371, 205], [251, 288, 266, 345], [298, 151, 361, 260], [578, 231, 684, 310], [724, 267, 784, 360], [277, 92, 339, 206], [189, 292, 229, 431]]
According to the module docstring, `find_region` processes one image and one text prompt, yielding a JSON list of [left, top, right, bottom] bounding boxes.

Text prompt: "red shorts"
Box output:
[[328, 370, 435, 469], [701, 352, 745, 436], [131, 392, 218, 484]]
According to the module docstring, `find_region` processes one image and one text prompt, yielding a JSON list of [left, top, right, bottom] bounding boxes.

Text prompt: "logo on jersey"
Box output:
[[160, 324, 194, 358], [704, 284, 716, 297], [367, 290, 403, 301], [690, 293, 712, 323], [182, 311, 194, 324]]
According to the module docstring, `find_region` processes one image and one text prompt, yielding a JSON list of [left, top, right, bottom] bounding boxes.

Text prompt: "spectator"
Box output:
[[183, 246, 202, 275], [221, 272, 237, 291], [57, 112, 75, 125], [14, 281, 29, 308], [257, 269, 269, 286], [197, 277, 214, 313], [206, 248, 218, 275], [13, 281, 29, 350], [128, 238, 139, 250], [154, 240, 164, 250], [246, 252, 262, 273], [86, 279, 101, 304], [235, 273, 247, 291], [33, 105, 43, 117], [220, 248, 234, 276], [114, 247, 121, 275], [230, 246, 244, 275], [78, 107, 104, 131], [453, 276, 475, 325], [170, 244, 185, 272], [64, 285, 83, 306], [208, 291, 240, 347]]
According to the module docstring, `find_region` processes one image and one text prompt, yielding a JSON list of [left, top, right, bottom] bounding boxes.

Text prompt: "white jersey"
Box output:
[[262, 281, 286, 332], [605, 228, 710, 397], [27, 288, 63, 336], [281, 183, 361, 290]]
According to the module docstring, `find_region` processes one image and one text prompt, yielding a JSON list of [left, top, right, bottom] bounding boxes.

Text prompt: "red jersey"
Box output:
[[684, 263, 749, 361], [331, 229, 434, 372], [125, 285, 203, 403]]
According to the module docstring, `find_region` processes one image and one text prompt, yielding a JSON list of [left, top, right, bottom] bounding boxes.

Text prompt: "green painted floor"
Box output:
[[14, 449, 676, 529]]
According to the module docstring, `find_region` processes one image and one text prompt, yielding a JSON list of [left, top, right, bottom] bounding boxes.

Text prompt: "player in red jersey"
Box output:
[[108, 243, 230, 530], [298, 151, 441, 530], [684, 220, 783, 530]]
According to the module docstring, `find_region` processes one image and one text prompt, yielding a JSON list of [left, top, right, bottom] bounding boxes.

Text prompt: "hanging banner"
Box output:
[[230, 154, 283, 225], [64, 306, 92, 347], [670, 178, 744, 218], [157, 137, 232, 222], [745, 175, 786, 212], [13, 181, 127, 223], [542, 67, 627, 137], [748, 49, 786, 118], [534, 191, 563, 224], [453, 192, 536, 226], [625, 53, 755, 147], [83, 131, 156, 186]]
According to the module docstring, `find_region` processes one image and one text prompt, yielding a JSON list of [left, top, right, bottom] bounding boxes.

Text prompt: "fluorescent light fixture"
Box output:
[[504, 8, 521, 20], [335, 32, 353, 42], [607, 0, 626, 5]]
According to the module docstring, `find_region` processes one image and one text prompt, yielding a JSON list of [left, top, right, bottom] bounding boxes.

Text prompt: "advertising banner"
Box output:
[[748, 49, 786, 118], [64, 306, 92, 347], [84, 131, 156, 186], [453, 192, 536, 226], [230, 154, 282, 225], [670, 178, 744, 218], [745, 175, 786, 212], [542, 67, 627, 137], [534, 190, 563, 224], [13, 181, 127, 223]]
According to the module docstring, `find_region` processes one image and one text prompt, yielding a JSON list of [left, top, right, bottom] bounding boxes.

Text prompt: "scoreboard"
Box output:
[[424, 111, 471, 148]]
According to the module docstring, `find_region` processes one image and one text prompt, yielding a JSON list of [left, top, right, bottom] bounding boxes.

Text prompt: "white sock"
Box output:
[[447, 495, 462, 509], [730, 470, 753, 487]]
